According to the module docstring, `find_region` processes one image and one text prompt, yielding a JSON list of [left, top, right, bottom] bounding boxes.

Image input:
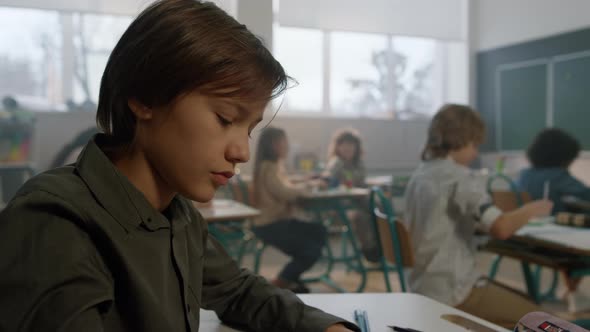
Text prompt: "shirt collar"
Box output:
[[75, 134, 188, 232]]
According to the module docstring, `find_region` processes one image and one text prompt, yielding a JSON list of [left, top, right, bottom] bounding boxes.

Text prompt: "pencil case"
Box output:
[[514, 311, 589, 332], [555, 212, 590, 228]]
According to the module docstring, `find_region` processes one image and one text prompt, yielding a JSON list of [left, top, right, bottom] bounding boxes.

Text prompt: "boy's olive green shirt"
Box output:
[[0, 136, 358, 332]]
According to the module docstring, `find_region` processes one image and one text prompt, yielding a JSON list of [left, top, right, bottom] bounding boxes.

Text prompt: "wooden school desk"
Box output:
[[195, 199, 260, 223], [484, 223, 590, 303], [195, 199, 262, 267], [297, 188, 371, 293], [198, 293, 507, 332]]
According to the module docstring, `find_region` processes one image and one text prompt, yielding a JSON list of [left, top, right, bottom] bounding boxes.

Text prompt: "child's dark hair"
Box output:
[[253, 127, 287, 203], [96, 0, 289, 146], [527, 128, 580, 168], [421, 104, 485, 161], [328, 128, 363, 165]]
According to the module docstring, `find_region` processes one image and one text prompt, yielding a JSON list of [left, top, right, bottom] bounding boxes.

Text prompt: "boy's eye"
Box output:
[[216, 114, 232, 126]]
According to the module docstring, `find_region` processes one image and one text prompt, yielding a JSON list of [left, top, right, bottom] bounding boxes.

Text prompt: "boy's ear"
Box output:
[[128, 98, 153, 120]]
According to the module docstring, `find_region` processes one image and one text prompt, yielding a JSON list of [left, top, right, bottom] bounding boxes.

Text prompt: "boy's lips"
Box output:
[[210, 171, 234, 185]]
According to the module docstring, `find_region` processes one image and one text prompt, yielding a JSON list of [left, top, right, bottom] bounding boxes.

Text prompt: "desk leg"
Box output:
[[301, 209, 347, 293], [334, 203, 367, 293], [521, 262, 540, 303], [301, 205, 367, 293], [488, 255, 503, 280], [537, 268, 559, 303]]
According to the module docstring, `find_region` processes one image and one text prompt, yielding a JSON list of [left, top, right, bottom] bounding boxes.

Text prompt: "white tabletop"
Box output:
[[515, 223, 590, 255], [366, 175, 392, 188], [198, 293, 507, 332], [195, 199, 260, 223], [300, 188, 369, 200]]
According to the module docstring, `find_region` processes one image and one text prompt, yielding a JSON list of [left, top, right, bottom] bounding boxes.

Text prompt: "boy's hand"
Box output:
[[325, 323, 356, 332], [524, 199, 553, 218]]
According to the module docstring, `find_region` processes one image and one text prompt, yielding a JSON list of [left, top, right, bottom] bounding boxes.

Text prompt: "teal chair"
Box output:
[[486, 173, 558, 303], [369, 186, 413, 292], [208, 175, 266, 273], [486, 173, 523, 280]]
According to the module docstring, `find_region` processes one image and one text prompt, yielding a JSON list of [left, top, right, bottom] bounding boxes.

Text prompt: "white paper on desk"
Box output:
[[212, 200, 235, 208], [516, 224, 590, 251]]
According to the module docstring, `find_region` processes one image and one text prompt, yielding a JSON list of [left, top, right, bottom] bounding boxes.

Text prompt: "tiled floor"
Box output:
[[238, 236, 590, 320]]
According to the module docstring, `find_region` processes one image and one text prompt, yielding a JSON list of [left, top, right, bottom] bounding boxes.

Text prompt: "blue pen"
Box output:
[[354, 309, 371, 332]]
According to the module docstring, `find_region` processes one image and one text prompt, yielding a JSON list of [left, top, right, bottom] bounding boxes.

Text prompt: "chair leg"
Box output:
[[381, 257, 392, 292], [235, 239, 251, 267], [253, 242, 266, 274], [538, 268, 560, 302], [488, 255, 503, 280], [396, 267, 407, 293]]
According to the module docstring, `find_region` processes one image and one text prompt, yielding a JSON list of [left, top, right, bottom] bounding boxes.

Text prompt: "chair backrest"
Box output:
[[369, 187, 414, 267], [487, 173, 531, 212]]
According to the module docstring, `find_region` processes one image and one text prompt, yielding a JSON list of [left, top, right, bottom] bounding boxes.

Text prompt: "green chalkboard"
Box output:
[[553, 54, 590, 149], [499, 64, 548, 150], [477, 27, 590, 152]]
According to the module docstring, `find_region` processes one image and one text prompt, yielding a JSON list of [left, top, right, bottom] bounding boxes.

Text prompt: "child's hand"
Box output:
[[325, 323, 355, 332], [523, 199, 553, 218]]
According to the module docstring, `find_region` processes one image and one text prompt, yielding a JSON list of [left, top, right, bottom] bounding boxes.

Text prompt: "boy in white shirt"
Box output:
[[404, 104, 553, 328]]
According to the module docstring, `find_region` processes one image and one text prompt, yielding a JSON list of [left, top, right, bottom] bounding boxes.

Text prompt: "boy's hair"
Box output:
[[252, 127, 287, 203], [527, 128, 580, 168], [421, 104, 485, 161], [96, 0, 289, 145], [327, 128, 363, 165]]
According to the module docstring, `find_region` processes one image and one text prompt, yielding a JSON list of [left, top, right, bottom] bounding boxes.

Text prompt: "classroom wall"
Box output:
[[0, 0, 237, 16], [29, 111, 428, 176], [278, 0, 465, 41], [30, 111, 96, 171], [249, 117, 428, 176], [472, 0, 590, 52]]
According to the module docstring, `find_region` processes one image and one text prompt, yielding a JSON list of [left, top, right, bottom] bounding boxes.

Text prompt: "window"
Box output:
[[273, 26, 323, 112], [0, 7, 132, 111], [392, 36, 440, 120], [273, 25, 446, 119], [72, 13, 132, 103], [0, 8, 62, 109], [330, 31, 388, 117]]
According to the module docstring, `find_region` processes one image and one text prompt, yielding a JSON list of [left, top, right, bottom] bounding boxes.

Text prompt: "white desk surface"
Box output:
[[195, 199, 260, 223], [515, 223, 590, 255], [198, 293, 507, 332], [300, 188, 369, 200], [366, 175, 393, 187]]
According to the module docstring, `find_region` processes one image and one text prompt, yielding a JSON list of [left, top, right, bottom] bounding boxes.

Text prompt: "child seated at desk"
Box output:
[[517, 128, 590, 214], [324, 129, 366, 188], [403, 104, 553, 328], [0, 2, 356, 331], [252, 127, 327, 293], [323, 128, 379, 262]]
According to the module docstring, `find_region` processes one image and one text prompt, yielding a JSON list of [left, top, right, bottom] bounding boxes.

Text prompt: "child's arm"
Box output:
[[489, 200, 553, 240], [453, 174, 552, 240]]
